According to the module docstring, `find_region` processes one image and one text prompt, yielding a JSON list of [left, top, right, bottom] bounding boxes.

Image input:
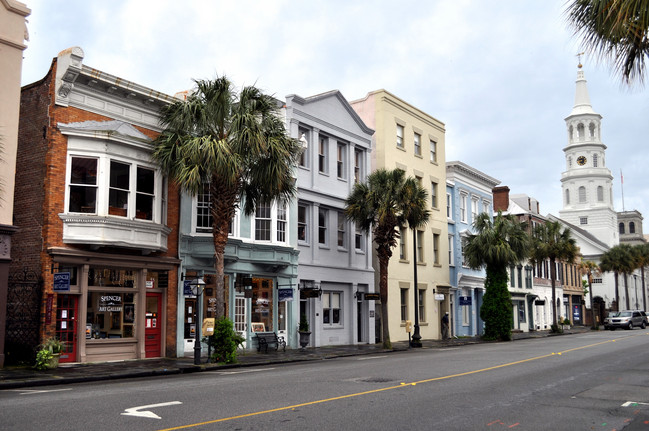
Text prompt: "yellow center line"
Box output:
[[156, 335, 641, 431]]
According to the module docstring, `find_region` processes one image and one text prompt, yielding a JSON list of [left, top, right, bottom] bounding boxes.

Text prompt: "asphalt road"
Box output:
[[1, 330, 648, 430]]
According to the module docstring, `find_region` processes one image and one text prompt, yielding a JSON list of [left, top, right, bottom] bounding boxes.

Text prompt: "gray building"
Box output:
[[284, 91, 375, 346]]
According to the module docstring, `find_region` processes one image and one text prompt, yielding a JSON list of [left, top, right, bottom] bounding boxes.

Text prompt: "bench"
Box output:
[[254, 332, 286, 353]]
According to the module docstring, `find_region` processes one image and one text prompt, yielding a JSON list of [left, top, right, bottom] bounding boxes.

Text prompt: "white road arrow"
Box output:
[[121, 401, 182, 419]]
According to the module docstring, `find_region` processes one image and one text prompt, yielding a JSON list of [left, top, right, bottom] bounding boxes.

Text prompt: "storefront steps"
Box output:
[[0, 326, 592, 389]]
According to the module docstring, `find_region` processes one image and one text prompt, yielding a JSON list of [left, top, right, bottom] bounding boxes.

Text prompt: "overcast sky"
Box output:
[[20, 0, 649, 223]]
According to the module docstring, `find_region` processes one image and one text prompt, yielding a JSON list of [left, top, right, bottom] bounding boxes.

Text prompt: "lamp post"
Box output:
[[190, 277, 206, 365], [634, 275, 638, 310]]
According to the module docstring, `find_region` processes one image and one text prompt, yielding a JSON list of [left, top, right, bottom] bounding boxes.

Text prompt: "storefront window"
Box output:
[[86, 291, 135, 339], [251, 278, 273, 332], [88, 267, 137, 288]]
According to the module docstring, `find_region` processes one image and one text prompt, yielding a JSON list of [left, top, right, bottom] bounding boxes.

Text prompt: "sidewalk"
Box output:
[[0, 326, 591, 390]]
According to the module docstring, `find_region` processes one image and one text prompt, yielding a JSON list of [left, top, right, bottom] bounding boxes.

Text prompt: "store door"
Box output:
[[56, 295, 77, 363], [234, 296, 247, 349], [145, 293, 162, 358]]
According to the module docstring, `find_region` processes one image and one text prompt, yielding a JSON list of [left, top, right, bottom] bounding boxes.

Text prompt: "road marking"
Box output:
[[208, 368, 275, 375], [156, 335, 643, 430], [356, 355, 388, 361], [122, 401, 182, 419], [14, 388, 72, 395]]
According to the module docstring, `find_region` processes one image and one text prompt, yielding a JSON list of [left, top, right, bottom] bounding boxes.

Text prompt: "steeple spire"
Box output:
[[569, 63, 597, 117]]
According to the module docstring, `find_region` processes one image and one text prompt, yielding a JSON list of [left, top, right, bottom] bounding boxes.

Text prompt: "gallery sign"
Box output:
[[53, 272, 71, 292]]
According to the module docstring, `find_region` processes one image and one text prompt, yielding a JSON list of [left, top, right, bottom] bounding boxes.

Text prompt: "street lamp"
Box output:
[[634, 275, 638, 310], [190, 277, 206, 365]]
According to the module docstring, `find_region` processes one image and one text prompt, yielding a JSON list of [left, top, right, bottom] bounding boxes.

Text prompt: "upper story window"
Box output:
[[318, 207, 328, 245], [354, 225, 365, 252], [619, 222, 626, 234], [196, 183, 212, 233], [337, 211, 346, 249], [430, 140, 437, 163], [448, 235, 454, 265], [460, 193, 467, 223], [354, 149, 363, 184], [68, 155, 158, 221], [399, 227, 407, 260], [337, 142, 346, 179], [446, 193, 452, 219], [254, 200, 288, 243], [298, 127, 309, 168], [396, 124, 404, 148], [414, 132, 421, 156], [319, 136, 328, 173], [298, 203, 308, 243], [432, 233, 440, 265], [471, 198, 478, 222], [416, 230, 424, 263], [630, 222, 636, 234], [431, 181, 438, 208], [565, 189, 570, 205], [597, 186, 604, 202]]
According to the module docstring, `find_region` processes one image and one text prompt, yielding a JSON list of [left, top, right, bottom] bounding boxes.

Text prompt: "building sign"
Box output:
[[278, 288, 293, 302], [53, 272, 71, 292], [300, 288, 321, 299], [98, 295, 122, 312], [572, 304, 581, 321], [459, 296, 472, 306], [183, 280, 194, 297], [364, 293, 380, 301], [45, 294, 54, 324], [435, 294, 445, 301]]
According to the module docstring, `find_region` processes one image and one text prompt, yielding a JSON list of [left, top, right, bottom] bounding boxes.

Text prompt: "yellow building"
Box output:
[[351, 90, 449, 343]]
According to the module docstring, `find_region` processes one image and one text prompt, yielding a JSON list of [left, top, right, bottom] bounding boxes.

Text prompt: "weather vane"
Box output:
[[576, 52, 585, 68]]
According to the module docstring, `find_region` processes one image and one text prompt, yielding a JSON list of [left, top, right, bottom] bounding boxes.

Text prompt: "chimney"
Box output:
[[492, 186, 510, 212]]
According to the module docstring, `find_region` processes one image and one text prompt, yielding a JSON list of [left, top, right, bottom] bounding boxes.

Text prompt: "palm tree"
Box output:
[[463, 212, 529, 341], [600, 244, 635, 310], [345, 168, 428, 349], [401, 178, 430, 346], [579, 260, 601, 328], [153, 77, 301, 318], [530, 221, 579, 327], [632, 243, 649, 311], [565, 0, 649, 85]]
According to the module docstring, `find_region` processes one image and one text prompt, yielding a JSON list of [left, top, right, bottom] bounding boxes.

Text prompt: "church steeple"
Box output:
[[569, 64, 597, 117]]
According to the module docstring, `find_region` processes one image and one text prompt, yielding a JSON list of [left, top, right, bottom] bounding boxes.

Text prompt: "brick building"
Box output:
[[11, 47, 180, 363]]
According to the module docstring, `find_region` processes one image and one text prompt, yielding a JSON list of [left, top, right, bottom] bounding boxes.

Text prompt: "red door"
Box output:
[[56, 295, 77, 363], [145, 293, 162, 357]]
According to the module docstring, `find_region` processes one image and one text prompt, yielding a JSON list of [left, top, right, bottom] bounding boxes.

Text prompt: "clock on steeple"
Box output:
[[577, 155, 586, 166]]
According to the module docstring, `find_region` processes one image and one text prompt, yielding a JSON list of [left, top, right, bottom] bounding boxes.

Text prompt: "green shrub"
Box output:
[[34, 349, 53, 370], [299, 314, 309, 332], [551, 324, 563, 334], [205, 318, 245, 364], [480, 267, 512, 341]]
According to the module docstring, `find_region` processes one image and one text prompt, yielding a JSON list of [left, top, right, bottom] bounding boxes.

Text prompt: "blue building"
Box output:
[[446, 161, 500, 337]]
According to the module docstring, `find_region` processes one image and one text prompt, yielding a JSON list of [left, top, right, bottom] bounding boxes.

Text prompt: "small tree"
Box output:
[[206, 318, 245, 364]]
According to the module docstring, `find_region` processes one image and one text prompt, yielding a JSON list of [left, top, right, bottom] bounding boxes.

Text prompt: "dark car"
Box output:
[[604, 310, 647, 330]]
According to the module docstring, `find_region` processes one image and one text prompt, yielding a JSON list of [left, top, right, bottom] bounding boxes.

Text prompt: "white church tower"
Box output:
[[559, 64, 618, 247]]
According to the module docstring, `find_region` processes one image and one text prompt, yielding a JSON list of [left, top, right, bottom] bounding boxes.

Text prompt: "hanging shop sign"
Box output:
[[364, 293, 380, 301], [459, 296, 472, 306], [300, 288, 321, 299], [278, 288, 294, 302], [435, 294, 445, 301], [183, 280, 194, 297], [53, 272, 71, 292]]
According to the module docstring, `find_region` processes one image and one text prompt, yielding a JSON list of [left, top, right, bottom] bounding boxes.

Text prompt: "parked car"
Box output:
[[604, 310, 647, 330]]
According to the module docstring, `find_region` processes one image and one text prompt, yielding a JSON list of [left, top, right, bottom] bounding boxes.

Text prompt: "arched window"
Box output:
[[578, 186, 586, 203], [589, 123, 596, 138], [565, 189, 570, 205], [569, 125, 574, 141], [568, 156, 572, 168], [593, 154, 598, 167], [630, 222, 636, 234], [577, 123, 585, 141], [597, 186, 603, 202], [619, 222, 625, 234]]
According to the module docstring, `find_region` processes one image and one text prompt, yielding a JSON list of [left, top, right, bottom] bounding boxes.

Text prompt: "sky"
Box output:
[[19, 0, 649, 222]]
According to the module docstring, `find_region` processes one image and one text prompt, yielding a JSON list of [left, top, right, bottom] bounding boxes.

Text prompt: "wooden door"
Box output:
[[56, 295, 77, 363], [145, 292, 162, 358]]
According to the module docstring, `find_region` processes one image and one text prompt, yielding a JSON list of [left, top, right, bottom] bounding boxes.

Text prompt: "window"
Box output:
[[69, 157, 98, 213], [580, 217, 588, 225], [414, 132, 421, 156], [417, 230, 424, 263], [619, 222, 625, 234], [418, 289, 426, 323], [431, 182, 438, 208], [517, 265, 523, 287], [430, 140, 437, 163], [319, 136, 328, 173], [318, 207, 328, 245], [446, 193, 452, 218], [448, 235, 454, 265], [276, 200, 287, 242], [471, 198, 478, 221], [337, 142, 346, 179], [196, 183, 212, 233], [255, 202, 272, 241], [298, 127, 309, 167], [355, 225, 365, 251], [337, 211, 346, 248], [354, 149, 363, 183], [109, 161, 130, 216], [597, 186, 604, 202], [510, 265, 515, 287], [630, 222, 636, 234], [460, 194, 467, 222], [578, 186, 586, 203], [565, 189, 570, 205], [396, 124, 404, 148], [400, 288, 408, 322], [322, 292, 341, 325], [399, 227, 407, 260], [298, 204, 308, 242], [593, 153, 598, 167], [135, 167, 155, 220], [525, 265, 532, 288], [433, 233, 440, 265]]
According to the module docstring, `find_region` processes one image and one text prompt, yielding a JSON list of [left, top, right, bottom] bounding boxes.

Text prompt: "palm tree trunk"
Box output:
[[377, 251, 391, 350], [642, 266, 647, 311], [550, 258, 558, 326], [624, 273, 630, 309], [614, 272, 620, 311]]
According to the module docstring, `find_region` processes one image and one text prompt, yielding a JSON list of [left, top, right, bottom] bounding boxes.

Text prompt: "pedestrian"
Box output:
[[441, 312, 449, 340]]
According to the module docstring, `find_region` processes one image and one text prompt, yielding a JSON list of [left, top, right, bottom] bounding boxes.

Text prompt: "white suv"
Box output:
[[604, 310, 648, 330]]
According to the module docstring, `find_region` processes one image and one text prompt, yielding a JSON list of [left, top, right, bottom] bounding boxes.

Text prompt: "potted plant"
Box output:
[[34, 337, 65, 370], [298, 314, 311, 349]]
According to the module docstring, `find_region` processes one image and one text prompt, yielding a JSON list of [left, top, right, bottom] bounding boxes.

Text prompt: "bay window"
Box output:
[[68, 157, 98, 213]]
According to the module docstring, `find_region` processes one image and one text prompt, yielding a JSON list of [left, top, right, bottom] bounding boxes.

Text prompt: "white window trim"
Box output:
[[190, 193, 240, 237], [253, 200, 289, 244]]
